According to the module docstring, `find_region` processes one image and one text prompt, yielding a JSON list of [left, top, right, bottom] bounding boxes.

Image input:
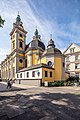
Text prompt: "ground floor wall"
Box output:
[[15, 79, 41, 86]]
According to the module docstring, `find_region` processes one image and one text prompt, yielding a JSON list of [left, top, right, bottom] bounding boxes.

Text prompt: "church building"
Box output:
[[1, 14, 65, 86]]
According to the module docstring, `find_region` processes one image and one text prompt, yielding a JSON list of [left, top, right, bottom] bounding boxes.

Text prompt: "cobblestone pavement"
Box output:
[[0, 82, 80, 120]]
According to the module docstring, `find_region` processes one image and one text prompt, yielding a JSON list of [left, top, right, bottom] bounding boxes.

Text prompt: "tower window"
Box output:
[[19, 41, 23, 48], [19, 33, 22, 37], [19, 59, 23, 63]]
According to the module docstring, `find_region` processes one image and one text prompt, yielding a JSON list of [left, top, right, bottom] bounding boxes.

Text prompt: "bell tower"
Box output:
[[10, 13, 27, 72], [10, 12, 27, 52]]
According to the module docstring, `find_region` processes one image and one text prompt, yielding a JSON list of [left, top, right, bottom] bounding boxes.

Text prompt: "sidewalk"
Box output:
[[0, 82, 37, 91]]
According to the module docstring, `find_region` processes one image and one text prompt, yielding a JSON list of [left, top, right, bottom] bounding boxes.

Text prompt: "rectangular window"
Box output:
[[26, 72, 29, 78], [75, 54, 79, 60], [20, 73, 22, 78], [70, 48, 75, 53], [50, 71, 52, 77], [75, 63, 80, 69], [45, 71, 48, 77], [66, 65, 70, 70], [32, 71, 35, 77], [19, 33, 23, 37], [19, 41, 23, 48], [63, 62, 65, 67]]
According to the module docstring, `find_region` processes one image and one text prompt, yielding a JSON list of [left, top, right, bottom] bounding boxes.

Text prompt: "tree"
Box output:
[[0, 16, 5, 27]]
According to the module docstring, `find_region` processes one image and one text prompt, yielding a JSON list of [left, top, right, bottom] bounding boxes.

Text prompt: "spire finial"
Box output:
[[16, 11, 21, 23], [35, 26, 38, 36], [18, 11, 19, 15], [50, 34, 52, 39], [36, 26, 37, 29]]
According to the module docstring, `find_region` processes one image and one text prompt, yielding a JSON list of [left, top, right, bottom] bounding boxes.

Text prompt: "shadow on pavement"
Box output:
[[0, 83, 26, 92], [0, 91, 80, 120]]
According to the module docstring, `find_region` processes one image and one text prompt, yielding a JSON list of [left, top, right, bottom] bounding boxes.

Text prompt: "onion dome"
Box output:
[[16, 12, 21, 23], [47, 38, 55, 48]]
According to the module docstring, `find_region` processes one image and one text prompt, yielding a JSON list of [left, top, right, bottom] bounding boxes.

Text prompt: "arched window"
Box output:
[[19, 59, 23, 63], [19, 33, 23, 37]]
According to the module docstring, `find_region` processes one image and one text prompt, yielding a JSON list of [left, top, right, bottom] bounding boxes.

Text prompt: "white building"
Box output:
[[64, 43, 80, 78]]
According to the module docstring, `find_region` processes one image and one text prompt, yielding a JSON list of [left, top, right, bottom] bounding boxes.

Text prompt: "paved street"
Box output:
[[0, 82, 80, 120]]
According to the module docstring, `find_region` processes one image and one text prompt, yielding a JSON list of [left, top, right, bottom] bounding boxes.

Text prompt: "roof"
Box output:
[[63, 43, 80, 54], [17, 63, 54, 73], [42, 47, 62, 57], [25, 40, 45, 52]]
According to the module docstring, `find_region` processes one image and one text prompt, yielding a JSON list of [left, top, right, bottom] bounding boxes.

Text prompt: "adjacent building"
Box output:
[[64, 43, 80, 78], [1, 14, 65, 86]]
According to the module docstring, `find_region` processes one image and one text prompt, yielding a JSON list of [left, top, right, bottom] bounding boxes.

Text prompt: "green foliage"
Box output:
[[48, 81, 64, 87], [66, 76, 79, 83], [0, 16, 5, 27], [65, 76, 79, 86]]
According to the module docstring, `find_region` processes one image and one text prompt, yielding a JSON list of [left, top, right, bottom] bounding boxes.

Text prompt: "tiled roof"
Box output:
[[17, 63, 54, 73]]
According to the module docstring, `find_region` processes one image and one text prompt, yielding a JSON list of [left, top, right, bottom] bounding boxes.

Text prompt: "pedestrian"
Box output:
[[10, 79, 13, 88], [7, 79, 10, 89]]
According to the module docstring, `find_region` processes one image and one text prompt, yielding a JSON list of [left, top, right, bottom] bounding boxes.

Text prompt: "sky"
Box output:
[[0, 0, 80, 63]]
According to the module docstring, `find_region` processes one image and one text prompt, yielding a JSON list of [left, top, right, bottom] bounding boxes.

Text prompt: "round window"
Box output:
[[47, 61, 53, 67]]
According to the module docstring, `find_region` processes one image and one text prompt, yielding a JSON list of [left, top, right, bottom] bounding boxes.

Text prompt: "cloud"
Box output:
[[0, 48, 10, 56], [0, 0, 80, 62]]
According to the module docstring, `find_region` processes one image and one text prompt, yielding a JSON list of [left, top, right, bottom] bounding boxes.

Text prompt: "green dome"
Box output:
[[16, 14, 21, 22], [34, 29, 38, 36]]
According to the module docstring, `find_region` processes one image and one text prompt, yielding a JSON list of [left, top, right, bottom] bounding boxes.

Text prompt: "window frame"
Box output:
[[70, 48, 75, 53], [20, 73, 22, 78], [50, 71, 52, 77], [19, 41, 23, 48], [19, 33, 23, 38], [45, 71, 48, 77], [63, 62, 65, 67], [19, 59, 23, 63], [26, 72, 29, 78], [32, 71, 35, 77]]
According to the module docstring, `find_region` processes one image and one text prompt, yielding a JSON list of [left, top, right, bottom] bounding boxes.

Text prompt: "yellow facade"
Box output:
[[54, 57, 62, 81], [42, 67, 54, 82], [41, 57, 46, 64], [32, 50, 37, 65]]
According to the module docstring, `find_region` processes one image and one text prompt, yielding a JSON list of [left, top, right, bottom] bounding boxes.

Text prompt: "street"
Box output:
[[0, 82, 80, 120]]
